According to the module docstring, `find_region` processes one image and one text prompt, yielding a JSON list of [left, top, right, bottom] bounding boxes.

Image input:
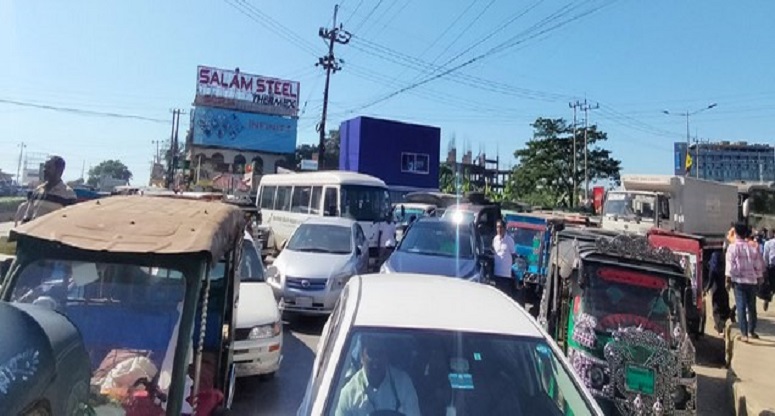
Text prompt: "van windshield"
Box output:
[[341, 185, 390, 222]]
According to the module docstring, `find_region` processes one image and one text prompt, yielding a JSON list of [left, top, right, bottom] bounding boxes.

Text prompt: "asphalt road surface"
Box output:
[[232, 314, 325, 415], [232, 306, 734, 416]]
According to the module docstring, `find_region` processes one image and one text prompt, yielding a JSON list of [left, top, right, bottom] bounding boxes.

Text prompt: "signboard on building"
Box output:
[[195, 66, 300, 117], [192, 106, 297, 154]]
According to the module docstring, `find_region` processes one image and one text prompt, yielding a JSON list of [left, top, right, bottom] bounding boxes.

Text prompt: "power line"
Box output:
[[344, 1, 616, 113], [224, 0, 319, 56], [0, 98, 169, 123], [351, 0, 383, 34]]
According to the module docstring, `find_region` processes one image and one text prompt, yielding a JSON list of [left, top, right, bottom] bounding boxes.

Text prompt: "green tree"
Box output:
[[87, 160, 133, 186], [509, 117, 620, 208], [293, 129, 340, 170]]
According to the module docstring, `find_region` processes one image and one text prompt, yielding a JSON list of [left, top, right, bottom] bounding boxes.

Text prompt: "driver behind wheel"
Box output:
[[335, 335, 421, 416]]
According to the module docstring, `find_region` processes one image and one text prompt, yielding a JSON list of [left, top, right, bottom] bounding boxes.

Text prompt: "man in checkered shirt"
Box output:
[[726, 222, 765, 342]]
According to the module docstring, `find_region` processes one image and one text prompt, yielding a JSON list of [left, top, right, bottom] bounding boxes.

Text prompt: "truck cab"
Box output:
[[601, 190, 671, 234]]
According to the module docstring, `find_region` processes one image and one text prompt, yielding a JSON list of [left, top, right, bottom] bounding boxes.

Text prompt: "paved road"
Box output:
[[233, 308, 734, 416], [232, 314, 325, 415]]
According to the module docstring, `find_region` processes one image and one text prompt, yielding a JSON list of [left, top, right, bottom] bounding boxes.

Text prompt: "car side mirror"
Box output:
[[279, 240, 287, 251]]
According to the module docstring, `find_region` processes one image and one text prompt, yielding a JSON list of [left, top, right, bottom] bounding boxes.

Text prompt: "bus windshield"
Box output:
[[340, 185, 390, 222], [749, 188, 775, 216]]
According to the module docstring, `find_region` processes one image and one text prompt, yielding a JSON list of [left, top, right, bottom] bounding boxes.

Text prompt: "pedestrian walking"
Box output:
[[726, 222, 765, 342], [761, 229, 775, 311], [706, 251, 731, 336], [492, 220, 517, 302], [14, 156, 76, 226]]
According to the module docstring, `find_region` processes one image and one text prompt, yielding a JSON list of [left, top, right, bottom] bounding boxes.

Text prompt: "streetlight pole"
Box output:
[[663, 103, 717, 176]]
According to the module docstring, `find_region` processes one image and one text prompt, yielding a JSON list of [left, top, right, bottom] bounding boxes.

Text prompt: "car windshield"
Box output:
[[9, 259, 186, 411], [287, 223, 353, 254], [341, 185, 390, 222], [394, 207, 427, 224], [579, 262, 675, 337], [326, 328, 595, 416], [603, 193, 656, 221], [398, 221, 475, 259]]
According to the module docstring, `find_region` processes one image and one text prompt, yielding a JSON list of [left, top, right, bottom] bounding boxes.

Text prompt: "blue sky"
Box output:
[[1, 0, 774, 185]]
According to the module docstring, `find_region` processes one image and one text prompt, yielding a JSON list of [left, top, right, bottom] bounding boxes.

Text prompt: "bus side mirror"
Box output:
[[742, 198, 751, 218]]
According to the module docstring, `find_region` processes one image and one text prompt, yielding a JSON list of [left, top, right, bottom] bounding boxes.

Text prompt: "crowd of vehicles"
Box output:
[[2, 169, 747, 415]]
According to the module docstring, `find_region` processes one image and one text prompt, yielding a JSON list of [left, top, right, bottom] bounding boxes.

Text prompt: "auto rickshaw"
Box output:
[[539, 228, 697, 415], [1, 195, 245, 415]]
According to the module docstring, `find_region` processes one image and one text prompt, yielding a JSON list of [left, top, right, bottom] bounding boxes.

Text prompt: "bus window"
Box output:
[[260, 186, 277, 209], [276, 186, 292, 211], [311, 186, 323, 215], [324, 187, 338, 217], [292, 186, 312, 214]]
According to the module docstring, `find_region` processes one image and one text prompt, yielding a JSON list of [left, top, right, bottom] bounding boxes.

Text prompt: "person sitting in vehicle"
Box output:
[[335, 335, 421, 416]]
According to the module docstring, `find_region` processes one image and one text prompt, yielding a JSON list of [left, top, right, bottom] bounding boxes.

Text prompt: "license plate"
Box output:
[[295, 296, 313, 308], [625, 365, 655, 395]]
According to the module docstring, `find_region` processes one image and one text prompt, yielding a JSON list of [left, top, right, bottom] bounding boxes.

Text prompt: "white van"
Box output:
[[256, 171, 390, 263]]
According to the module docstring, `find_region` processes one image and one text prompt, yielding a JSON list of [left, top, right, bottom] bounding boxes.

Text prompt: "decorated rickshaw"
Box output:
[[539, 228, 697, 415]]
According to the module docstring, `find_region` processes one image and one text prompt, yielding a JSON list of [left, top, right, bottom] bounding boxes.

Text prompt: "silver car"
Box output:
[[266, 217, 369, 315]]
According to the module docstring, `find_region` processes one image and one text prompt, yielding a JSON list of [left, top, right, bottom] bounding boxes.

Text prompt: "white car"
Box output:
[[227, 232, 283, 378], [298, 273, 603, 416]]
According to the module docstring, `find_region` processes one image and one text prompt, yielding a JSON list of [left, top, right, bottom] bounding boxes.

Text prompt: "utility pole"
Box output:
[[166, 109, 183, 189], [581, 100, 599, 201], [152, 139, 162, 164], [569, 101, 581, 208], [316, 4, 351, 170], [16, 142, 26, 186], [663, 103, 717, 177]]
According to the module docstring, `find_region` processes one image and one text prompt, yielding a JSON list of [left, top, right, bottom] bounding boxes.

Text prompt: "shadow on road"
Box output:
[[231, 314, 325, 415]]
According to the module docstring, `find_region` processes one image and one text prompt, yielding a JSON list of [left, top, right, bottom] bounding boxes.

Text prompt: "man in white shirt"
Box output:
[[336, 337, 420, 416], [492, 220, 517, 301]]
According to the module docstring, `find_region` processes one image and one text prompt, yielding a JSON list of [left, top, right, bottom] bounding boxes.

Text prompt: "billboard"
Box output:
[[195, 66, 300, 117], [192, 106, 297, 154]]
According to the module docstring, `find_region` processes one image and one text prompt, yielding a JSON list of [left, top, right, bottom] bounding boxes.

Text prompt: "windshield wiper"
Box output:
[[294, 247, 331, 253]]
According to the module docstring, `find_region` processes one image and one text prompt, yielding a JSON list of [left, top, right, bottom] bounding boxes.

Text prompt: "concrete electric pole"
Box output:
[[166, 109, 183, 189], [16, 142, 26, 186], [316, 4, 351, 170], [581, 100, 599, 201], [569, 101, 581, 208]]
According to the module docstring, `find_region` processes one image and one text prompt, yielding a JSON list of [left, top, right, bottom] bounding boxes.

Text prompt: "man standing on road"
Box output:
[[492, 219, 517, 301], [726, 222, 765, 342], [15, 156, 77, 226]]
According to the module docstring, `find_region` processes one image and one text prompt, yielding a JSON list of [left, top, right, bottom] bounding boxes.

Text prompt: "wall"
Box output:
[[339, 116, 440, 190]]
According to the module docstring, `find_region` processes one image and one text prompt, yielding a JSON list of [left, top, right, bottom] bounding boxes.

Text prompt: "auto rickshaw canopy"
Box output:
[[9, 195, 245, 262]]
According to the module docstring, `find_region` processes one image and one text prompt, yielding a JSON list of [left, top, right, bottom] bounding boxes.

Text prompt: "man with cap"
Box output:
[[15, 156, 77, 225], [336, 335, 420, 416]]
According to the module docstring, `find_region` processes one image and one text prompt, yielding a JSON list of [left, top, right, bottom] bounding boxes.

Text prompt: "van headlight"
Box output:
[[249, 322, 282, 339]]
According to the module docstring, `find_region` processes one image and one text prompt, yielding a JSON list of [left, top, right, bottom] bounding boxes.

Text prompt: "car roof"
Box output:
[[301, 216, 357, 227], [349, 274, 544, 338], [259, 170, 387, 188]]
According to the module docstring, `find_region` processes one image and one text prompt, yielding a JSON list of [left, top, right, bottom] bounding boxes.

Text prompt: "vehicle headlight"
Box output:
[[588, 365, 607, 390], [248, 322, 282, 339]]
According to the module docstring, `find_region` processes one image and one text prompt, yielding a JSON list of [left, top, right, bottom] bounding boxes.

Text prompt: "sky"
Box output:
[[1, 0, 774, 185]]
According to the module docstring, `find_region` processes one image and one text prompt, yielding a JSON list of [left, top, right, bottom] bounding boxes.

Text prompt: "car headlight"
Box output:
[[248, 322, 282, 339]]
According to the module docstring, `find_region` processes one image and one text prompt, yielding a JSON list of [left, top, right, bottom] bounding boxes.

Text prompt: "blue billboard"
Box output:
[[192, 106, 297, 154]]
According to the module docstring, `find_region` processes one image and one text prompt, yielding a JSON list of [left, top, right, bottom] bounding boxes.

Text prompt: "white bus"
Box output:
[[256, 171, 391, 258]]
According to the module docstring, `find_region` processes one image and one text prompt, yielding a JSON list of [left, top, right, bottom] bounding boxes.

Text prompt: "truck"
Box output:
[[734, 181, 775, 231], [601, 174, 738, 236]]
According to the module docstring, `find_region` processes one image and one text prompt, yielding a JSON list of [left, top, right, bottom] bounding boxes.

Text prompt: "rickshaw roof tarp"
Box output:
[[10, 195, 245, 261]]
